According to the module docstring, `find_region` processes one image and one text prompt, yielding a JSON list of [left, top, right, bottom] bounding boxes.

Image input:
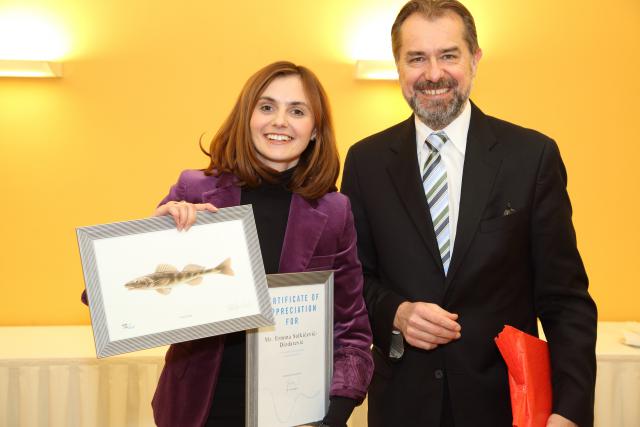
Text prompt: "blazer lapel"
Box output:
[[279, 194, 328, 273], [445, 103, 502, 285], [201, 173, 241, 208], [387, 116, 443, 270], [201, 175, 328, 273]]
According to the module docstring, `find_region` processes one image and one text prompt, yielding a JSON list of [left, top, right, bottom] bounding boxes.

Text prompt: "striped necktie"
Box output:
[[422, 131, 451, 274]]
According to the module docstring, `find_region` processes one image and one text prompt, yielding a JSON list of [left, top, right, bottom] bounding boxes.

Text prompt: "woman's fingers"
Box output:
[[184, 203, 197, 231], [196, 203, 218, 213], [167, 202, 187, 230], [155, 201, 219, 231]]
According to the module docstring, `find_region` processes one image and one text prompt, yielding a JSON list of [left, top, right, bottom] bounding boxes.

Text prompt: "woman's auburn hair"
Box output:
[[201, 61, 340, 201]]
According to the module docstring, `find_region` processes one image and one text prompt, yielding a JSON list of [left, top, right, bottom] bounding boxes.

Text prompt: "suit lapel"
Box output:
[[445, 103, 502, 286], [279, 194, 328, 273], [387, 116, 444, 270], [201, 173, 241, 208]]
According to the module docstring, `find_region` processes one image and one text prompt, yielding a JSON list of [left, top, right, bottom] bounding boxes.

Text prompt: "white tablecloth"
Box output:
[[592, 322, 640, 427], [1, 323, 638, 427], [0, 326, 166, 427]]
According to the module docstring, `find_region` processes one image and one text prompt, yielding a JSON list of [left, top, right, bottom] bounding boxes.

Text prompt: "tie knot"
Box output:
[[426, 132, 448, 152]]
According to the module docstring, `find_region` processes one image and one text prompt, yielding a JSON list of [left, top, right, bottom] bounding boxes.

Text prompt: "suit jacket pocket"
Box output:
[[372, 345, 393, 380], [479, 211, 526, 233], [305, 254, 336, 271]]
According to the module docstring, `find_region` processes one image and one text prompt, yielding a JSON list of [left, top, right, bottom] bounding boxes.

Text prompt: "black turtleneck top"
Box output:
[[205, 167, 354, 427], [205, 168, 293, 426]]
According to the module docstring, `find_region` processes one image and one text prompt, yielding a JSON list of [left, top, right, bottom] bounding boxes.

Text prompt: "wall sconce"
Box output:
[[354, 60, 398, 80], [0, 59, 62, 78]]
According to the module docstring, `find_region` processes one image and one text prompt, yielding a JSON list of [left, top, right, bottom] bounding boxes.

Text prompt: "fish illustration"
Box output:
[[124, 258, 234, 295]]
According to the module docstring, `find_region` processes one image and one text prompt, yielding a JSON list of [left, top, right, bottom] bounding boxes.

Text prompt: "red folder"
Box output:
[[495, 325, 552, 427]]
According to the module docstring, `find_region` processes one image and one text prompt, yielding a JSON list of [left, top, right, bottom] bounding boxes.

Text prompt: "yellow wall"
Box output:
[[1, 0, 638, 325]]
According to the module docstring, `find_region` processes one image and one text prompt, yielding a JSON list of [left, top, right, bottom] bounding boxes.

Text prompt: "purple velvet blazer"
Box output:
[[150, 170, 373, 427]]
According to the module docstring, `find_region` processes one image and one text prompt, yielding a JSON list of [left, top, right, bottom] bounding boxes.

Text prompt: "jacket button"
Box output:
[[434, 369, 444, 379]]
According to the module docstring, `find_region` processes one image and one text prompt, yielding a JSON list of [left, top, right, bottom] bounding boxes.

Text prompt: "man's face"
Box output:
[[396, 12, 482, 130]]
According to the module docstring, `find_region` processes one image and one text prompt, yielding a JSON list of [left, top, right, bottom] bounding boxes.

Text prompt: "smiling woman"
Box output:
[[202, 61, 340, 201], [250, 75, 317, 172], [148, 61, 373, 427]]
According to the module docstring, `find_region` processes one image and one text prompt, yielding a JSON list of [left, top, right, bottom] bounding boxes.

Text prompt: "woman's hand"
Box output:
[[154, 201, 218, 231]]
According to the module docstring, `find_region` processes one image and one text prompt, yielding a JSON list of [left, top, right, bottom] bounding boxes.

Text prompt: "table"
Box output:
[[0, 326, 166, 427], [592, 322, 640, 427], [1, 323, 638, 427], [0, 326, 366, 427]]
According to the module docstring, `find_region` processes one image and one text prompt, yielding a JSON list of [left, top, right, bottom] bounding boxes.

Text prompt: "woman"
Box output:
[[151, 61, 373, 427]]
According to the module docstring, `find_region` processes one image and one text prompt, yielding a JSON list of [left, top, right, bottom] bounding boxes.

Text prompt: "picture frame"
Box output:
[[246, 271, 334, 427], [76, 206, 274, 358]]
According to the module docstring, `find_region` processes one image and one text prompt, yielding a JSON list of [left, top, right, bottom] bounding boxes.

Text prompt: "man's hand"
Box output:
[[546, 413, 578, 427], [393, 302, 461, 350]]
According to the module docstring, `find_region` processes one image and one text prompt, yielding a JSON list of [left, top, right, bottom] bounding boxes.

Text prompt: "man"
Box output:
[[341, 1, 597, 426]]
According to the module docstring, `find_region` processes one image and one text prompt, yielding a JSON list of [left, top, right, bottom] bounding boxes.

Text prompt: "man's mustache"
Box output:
[[414, 78, 458, 91]]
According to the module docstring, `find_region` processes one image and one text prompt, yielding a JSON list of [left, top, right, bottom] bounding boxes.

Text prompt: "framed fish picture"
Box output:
[[246, 271, 333, 427], [76, 205, 274, 358]]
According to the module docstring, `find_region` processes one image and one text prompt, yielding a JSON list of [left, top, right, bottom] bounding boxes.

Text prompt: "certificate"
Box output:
[[246, 271, 334, 427], [76, 205, 274, 358]]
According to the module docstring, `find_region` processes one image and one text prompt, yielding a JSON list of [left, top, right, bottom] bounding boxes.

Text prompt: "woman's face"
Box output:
[[250, 75, 316, 172]]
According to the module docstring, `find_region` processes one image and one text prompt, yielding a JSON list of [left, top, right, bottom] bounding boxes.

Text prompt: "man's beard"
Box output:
[[406, 78, 469, 130]]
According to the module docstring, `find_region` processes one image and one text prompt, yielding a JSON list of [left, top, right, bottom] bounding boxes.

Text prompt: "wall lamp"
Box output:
[[0, 59, 63, 78], [354, 60, 398, 80]]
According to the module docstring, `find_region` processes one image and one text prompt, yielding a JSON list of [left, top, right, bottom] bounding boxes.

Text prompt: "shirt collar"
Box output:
[[415, 99, 471, 155]]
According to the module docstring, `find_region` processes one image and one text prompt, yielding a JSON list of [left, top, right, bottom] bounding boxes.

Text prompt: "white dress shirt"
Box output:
[[390, 101, 472, 359], [414, 100, 471, 259]]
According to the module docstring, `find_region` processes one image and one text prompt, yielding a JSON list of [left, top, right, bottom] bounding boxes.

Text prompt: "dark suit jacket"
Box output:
[[341, 103, 597, 427], [150, 170, 373, 427]]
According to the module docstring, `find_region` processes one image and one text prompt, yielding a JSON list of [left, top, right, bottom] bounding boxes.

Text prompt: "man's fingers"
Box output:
[[424, 322, 461, 340], [394, 302, 462, 352], [404, 335, 439, 351], [546, 413, 578, 427], [406, 315, 460, 341], [405, 325, 455, 345], [419, 304, 461, 332]]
